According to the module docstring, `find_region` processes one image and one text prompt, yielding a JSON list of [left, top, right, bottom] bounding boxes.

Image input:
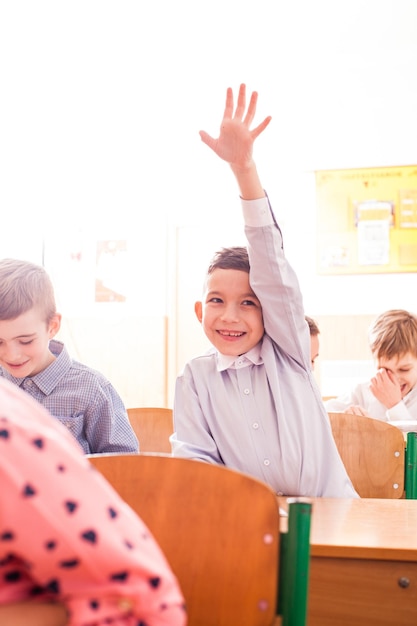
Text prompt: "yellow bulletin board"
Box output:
[[316, 164, 417, 275]]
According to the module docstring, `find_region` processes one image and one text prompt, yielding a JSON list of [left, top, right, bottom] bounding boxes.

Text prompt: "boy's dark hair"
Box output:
[[369, 309, 417, 359], [207, 247, 250, 275], [0, 258, 57, 323], [305, 316, 320, 337]]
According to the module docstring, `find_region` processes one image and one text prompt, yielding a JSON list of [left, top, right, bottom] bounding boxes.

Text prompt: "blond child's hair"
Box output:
[[0, 258, 56, 323], [369, 309, 417, 360]]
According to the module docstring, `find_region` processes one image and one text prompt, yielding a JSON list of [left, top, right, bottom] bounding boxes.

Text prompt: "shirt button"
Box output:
[[244, 388, 250, 395], [277, 491, 283, 496], [263, 459, 270, 466], [253, 422, 259, 429]]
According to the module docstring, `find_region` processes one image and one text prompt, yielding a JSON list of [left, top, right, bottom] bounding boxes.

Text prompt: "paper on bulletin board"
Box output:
[[316, 165, 417, 275], [355, 200, 393, 266]]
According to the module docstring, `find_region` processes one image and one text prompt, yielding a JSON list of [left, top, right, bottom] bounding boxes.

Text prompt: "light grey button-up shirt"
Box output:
[[171, 196, 358, 498]]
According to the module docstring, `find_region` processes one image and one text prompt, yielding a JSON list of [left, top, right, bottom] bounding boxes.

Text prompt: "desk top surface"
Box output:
[[278, 496, 417, 561]]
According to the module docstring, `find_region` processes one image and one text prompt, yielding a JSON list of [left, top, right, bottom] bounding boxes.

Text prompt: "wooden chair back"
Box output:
[[328, 412, 405, 498], [127, 407, 173, 453], [88, 453, 282, 626]]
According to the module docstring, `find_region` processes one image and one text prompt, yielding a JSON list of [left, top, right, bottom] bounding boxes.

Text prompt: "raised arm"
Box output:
[[199, 83, 271, 200]]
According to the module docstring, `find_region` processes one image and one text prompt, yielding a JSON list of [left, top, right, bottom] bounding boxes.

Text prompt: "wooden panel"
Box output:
[[127, 407, 173, 453], [308, 557, 417, 626], [315, 314, 375, 361]]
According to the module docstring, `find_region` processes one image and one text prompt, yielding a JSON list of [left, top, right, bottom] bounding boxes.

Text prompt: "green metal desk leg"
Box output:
[[278, 501, 312, 626], [405, 432, 417, 499]]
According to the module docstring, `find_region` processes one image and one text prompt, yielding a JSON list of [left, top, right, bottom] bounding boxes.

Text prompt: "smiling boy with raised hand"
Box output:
[[170, 84, 358, 498]]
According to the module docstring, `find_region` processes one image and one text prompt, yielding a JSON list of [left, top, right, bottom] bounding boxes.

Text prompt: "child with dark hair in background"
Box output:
[[305, 315, 320, 370]]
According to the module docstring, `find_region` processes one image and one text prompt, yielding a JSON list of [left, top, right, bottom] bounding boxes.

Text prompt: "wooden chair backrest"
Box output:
[[328, 412, 405, 498], [127, 407, 173, 453], [88, 453, 281, 626]]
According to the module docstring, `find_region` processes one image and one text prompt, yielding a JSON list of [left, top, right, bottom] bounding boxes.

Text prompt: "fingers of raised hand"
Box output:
[[242, 89, 257, 126], [222, 84, 271, 134], [223, 87, 235, 120], [199, 130, 215, 150], [251, 115, 272, 140], [234, 83, 247, 120]]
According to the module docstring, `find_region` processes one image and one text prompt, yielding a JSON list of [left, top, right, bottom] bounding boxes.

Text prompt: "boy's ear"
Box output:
[[194, 301, 203, 323], [48, 313, 62, 339]]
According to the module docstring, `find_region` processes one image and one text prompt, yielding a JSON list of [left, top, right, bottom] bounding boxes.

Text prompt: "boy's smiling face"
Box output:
[[195, 268, 264, 356], [0, 308, 61, 378]]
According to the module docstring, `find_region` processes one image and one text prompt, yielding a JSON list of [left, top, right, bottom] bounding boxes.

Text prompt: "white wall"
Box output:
[[1, 1, 416, 405]]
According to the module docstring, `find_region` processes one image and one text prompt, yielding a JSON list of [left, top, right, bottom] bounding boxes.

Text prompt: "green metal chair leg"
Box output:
[[405, 432, 417, 499], [278, 501, 312, 626]]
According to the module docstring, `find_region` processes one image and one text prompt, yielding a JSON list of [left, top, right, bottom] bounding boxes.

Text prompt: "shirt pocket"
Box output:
[[54, 414, 89, 452]]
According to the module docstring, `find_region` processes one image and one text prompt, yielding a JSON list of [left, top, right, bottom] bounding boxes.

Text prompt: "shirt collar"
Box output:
[[216, 342, 263, 372]]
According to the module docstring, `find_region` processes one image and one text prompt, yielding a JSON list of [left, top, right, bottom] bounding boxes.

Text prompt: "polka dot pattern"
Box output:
[[0, 379, 186, 625]]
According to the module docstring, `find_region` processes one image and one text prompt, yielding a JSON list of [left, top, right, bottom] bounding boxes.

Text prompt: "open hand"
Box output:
[[199, 83, 271, 170]]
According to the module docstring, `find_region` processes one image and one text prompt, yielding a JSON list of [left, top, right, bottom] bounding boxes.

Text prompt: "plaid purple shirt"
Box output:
[[0, 339, 138, 454]]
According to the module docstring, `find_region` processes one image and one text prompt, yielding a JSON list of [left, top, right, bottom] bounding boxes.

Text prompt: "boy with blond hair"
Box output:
[[170, 84, 357, 498], [0, 258, 138, 453], [325, 309, 417, 431]]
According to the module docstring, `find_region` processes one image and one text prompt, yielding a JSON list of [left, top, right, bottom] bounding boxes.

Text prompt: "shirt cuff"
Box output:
[[241, 196, 274, 228], [386, 401, 412, 421]]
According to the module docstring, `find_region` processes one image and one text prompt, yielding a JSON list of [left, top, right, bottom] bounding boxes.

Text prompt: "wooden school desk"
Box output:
[[278, 497, 417, 626]]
